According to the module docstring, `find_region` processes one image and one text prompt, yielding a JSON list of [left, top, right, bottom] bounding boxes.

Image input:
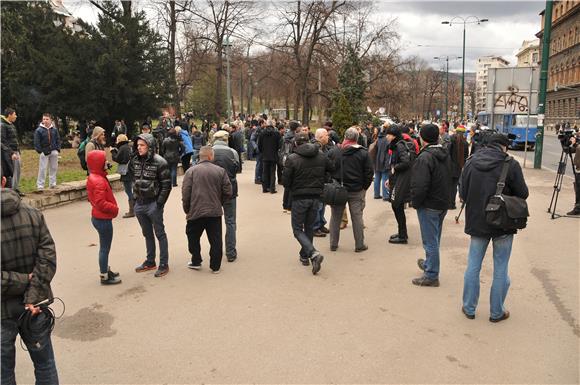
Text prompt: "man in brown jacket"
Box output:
[[182, 146, 232, 273]]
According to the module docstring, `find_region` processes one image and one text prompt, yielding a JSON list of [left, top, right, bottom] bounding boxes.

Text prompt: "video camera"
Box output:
[[557, 124, 579, 152]]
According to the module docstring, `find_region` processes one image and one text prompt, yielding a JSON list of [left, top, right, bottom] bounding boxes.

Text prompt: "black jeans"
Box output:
[[181, 153, 192, 172], [450, 177, 460, 208], [1, 316, 59, 385], [291, 198, 319, 259], [283, 188, 292, 210], [392, 202, 408, 239], [262, 160, 277, 192], [186, 217, 223, 271]]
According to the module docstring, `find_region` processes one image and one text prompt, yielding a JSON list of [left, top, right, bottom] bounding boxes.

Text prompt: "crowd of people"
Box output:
[[3, 107, 580, 384]]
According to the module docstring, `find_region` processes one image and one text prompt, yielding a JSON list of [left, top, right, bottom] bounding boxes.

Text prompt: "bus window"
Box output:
[[514, 115, 538, 127]]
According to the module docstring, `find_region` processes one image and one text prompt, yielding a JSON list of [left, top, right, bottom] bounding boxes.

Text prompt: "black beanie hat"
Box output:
[[420, 124, 439, 144], [487, 132, 510, 147], [386, 125, 401, 137]]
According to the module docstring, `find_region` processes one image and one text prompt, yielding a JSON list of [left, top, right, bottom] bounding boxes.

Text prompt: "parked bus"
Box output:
[[476, 112, 537, 149]]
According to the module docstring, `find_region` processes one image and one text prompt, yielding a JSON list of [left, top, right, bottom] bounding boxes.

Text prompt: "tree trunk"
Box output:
[[215, 50, 224, 121], [169, 1, 180, 115]]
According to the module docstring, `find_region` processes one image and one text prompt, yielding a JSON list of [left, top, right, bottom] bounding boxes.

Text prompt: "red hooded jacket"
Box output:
[[86, 150, 119, 219]]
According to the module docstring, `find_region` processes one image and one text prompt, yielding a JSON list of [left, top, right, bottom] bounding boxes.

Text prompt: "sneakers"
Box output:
[[227, 256, 237, 263], [212, 269, 220, 274], [411, 276, 440, 287], [389, 236, 408, 244], [107, 266, 120, 278], [187, 262, 201, 270], [154, 264, 169, 277], [311, 252, 324, 275], [566, 207, 580, 216], [330, 245, 338, 252], [319, 226, 330, 234], [135, 261, 156, 273], [489, 310, 510, 323], [355, 245, 368, 252], [417, 258, 425, 271], [462, 307, 475, 320], [313, 229, 326, 237], [100, 270, 122, 285], [300, 257, 310, 266], [389, 233, 399, 240]]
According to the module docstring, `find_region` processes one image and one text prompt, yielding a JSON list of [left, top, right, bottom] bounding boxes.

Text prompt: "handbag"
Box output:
[[117, 163, 129, 176], [322, 151, 348, 206], [485, 156, 529, 230]]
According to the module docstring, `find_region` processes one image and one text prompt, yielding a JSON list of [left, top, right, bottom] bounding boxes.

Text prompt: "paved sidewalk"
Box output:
[[14, 160, 579, 384]]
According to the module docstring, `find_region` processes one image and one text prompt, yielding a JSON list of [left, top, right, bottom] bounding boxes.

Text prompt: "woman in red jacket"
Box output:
[[87, 150, 121, 285]]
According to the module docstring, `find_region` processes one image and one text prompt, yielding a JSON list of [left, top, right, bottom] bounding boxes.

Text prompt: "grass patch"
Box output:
[[18, 148, 116, 193]]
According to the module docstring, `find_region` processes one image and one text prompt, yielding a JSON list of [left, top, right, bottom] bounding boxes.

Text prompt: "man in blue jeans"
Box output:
[[459, 133, 528, 322], [131, 134, 172, 277], [410, 123, 451, 287], [1, 170, 59, 384]]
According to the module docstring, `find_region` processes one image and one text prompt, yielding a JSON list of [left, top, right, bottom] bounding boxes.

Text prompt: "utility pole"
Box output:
[[434, 56, 461, 121], [225, 36, 232, 124], [534, 0, 553, 169]]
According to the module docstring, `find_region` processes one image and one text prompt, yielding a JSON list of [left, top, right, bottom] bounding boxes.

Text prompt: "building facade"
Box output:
[[475, 56, 510, 112], [537, 0, 580, 127], [517, 39, 540, 67]]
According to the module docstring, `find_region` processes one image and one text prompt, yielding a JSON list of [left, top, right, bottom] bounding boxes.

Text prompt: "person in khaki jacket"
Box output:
[[182, 146, 232, 274], [85, 126, 107, 162]]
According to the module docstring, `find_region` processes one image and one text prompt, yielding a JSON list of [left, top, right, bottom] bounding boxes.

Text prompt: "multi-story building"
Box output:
[[537, 0, 580, 126], [475, 56, 510, 112], [516, 39, 540, 67]]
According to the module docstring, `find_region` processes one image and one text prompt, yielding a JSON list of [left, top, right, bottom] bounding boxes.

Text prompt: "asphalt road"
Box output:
[[13, 160, 579, 384], [512, 132, 576, 179]]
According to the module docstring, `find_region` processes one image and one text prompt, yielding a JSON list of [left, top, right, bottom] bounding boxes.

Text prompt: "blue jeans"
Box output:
[[255, 153, 263, 182], [134, 201, 169, 266], [462, 234, 513, 319], [416, 207, 447, 279], [1, 317, 59, 385], [373, 171, 389, 199], [192, 150, 200, 164], [91, 217, 113, 274], [313, 200, 327, 230], [223, 198, 237, 258], [169, 162, 178, 186], [123, 179, 133, 201]]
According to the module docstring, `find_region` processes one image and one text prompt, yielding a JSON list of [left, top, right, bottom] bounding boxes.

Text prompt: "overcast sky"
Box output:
[[66, 0, 544, 73]]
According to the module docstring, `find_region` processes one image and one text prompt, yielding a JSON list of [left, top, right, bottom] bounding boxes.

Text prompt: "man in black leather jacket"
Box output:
[[131, 133, 172, 277]]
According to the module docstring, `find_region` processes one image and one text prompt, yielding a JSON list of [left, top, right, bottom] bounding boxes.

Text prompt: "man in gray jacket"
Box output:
[[182, 146, 233, 273], [212, 130, 240, 262]]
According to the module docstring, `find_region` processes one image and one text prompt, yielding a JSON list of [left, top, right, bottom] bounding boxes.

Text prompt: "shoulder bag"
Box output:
[[322, 151, 348, 206]]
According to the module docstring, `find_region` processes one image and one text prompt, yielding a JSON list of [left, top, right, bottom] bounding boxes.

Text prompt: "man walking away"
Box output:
[[132, 134, 172, 277], [34, 113, 60, 191], [328, 127, 373, 252], [448, 124, 469, 209], [460, 133, 528, 322], [182, 146, 232, 274], [1, 164, 59, 384], [410, 124, 451, 287], [212, 131, 240, 263], [283, 132, 331, 274], [373, 126, 390, 200], [257, 119, 281, 193], [1, 108, 22, 194]]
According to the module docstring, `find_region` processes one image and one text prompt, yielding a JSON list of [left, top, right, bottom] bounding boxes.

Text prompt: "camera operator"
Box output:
[[566, 134, 580, 216]]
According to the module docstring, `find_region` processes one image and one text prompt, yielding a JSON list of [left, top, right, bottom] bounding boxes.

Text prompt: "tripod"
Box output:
[[548, 146, 578, 219]]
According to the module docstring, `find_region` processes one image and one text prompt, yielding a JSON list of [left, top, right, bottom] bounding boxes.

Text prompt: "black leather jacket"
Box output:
[[131, 134, 171, 206]]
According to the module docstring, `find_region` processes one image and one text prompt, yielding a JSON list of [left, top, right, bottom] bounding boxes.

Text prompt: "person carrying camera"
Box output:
[[459, 133, 529, 322], [566, 135, 580, 216]]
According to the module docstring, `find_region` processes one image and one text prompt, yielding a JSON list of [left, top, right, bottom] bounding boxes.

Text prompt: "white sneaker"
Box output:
[[187, 262, 201, 270], [212, 269, 220, 274]]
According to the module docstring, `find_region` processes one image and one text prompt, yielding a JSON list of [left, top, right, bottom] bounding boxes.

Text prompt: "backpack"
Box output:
[[279, 138, 294, 166], [77, 137, 90, 170], [402, 138, 417, 163]]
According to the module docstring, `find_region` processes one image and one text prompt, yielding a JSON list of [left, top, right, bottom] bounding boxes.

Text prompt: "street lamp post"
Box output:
[[442, 16, 489, 121], [224, 36, 232, 124], [434, 55, 462, 121]]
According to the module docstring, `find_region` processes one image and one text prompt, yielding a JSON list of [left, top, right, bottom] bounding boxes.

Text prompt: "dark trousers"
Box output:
[[135, 201, 169, 266], [392, 202, 408, 239], [450, 177, 460, 208], [186, 217, 223, 271], [255, 153, 263, 182], [181, 153, 192, 172], [283, 187, 292, 210], [1, 317, 59, 385], [291, 198, 319, 259], [262, 161, 276, 192], [276, 162, 284, 185]]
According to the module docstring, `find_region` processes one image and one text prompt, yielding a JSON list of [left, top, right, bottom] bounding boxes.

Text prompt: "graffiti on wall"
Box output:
[[494, 86, 529, 113]]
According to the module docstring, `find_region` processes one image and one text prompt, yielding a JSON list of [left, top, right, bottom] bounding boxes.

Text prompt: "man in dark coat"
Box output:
[[1, 108, 21, 193], [131, 133, 172, 277], [257, 120, 281, 193], [387, 125, 415, 244], [410, 124, 452, 287], [328, 127, 373, 252], [447, 125, 469, 209], [1, 169, 59, 384], [460, 133, 529, 322], [283, 132, 332, 274]]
